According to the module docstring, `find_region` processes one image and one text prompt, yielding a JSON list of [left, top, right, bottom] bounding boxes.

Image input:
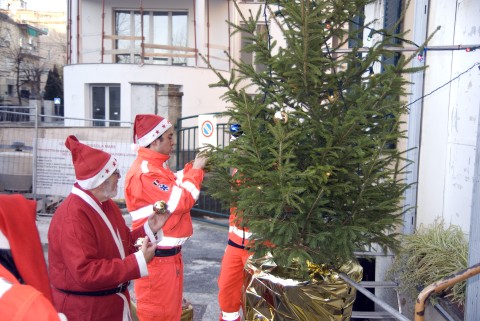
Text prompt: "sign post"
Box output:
[[198, 114, 217, 151], [53, 97, 61, 116]]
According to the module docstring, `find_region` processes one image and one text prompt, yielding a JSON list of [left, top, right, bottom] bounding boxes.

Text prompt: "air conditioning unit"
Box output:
[[0, 142, 33, 192]]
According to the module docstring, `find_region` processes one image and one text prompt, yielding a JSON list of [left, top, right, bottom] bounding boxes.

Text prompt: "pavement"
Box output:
[[36, 213, 229, 321]]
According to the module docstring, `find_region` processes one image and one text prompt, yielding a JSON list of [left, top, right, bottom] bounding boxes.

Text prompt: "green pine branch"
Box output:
[[204, 0, 429, 278]]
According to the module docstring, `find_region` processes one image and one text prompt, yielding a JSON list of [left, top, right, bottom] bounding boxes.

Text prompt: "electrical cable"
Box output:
[[259, 2, 479, 111], [405, 62, 480, 108]]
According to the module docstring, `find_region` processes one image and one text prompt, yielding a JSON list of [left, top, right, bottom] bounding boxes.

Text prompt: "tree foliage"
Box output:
[[204, 0, 426, 277], [44, 65, 63, 101]]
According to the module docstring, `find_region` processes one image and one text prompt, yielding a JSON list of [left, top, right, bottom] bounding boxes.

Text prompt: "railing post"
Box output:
[[338, 273, 412, 321], [31, 101, 39, 202]]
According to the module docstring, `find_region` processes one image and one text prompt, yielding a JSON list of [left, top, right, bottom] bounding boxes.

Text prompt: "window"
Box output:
[[91, 85, 121, 127], [348, 7, 365, 48], [382, 0, 402, 68], [240, 24, 267, 73], [114, 10, 188, 65]]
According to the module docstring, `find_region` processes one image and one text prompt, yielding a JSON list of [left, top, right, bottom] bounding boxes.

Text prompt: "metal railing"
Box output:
[[414, 262, 480, 321], [340, 261, 480, 321]]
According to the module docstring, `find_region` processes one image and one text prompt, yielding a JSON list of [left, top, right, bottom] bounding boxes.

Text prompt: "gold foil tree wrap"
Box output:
[[244, 256, 363, 321]]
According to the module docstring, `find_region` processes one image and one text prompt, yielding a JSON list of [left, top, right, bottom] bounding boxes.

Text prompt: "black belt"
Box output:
[[56, 281, 130, 296], [155, 246, 182, 257], [228, 239, 246, 250]]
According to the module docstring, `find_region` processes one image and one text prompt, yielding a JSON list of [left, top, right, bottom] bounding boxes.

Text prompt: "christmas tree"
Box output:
[[204, 0, 425, 278]]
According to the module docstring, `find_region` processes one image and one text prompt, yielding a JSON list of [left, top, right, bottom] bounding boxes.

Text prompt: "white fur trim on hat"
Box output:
[[137, 118, 172, 147], [77, 155, 119, 190], [0, 230, 10, 249]]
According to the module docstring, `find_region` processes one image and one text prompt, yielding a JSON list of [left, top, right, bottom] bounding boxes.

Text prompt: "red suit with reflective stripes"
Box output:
[[0, 265, 64, 321], [217, 206, 253, 321], [125, 147, 204, 321]]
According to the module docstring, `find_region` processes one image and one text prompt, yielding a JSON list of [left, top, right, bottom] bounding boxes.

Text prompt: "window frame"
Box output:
[[113, 9, 189, 65], [90, 84, 121, 127]]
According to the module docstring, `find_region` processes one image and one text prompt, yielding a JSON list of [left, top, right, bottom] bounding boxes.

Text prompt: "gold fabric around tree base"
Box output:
[[244, 256, 363, 321]]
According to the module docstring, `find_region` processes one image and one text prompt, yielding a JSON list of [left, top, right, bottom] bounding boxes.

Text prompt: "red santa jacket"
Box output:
[[48, 185, 151, 321], [125, 147, 204, 247], [0, 265, 63, 321]]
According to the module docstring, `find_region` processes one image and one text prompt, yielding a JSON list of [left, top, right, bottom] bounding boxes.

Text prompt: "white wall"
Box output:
[[63, 63, 229, 122], [417, 0, 480, 233], [75, 0, 231, 70]]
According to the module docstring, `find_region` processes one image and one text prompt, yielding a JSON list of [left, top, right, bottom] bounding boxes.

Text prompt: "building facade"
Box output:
[[0, 0, 66, 104], [0, 11, 46, 104], [50, 0, 480, 317]]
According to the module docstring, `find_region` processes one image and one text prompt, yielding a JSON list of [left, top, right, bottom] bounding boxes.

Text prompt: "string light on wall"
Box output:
[[417, 49, 425, 62]]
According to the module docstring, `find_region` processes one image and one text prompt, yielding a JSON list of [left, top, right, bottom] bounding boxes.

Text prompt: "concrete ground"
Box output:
[[37, 213, 229, 321]]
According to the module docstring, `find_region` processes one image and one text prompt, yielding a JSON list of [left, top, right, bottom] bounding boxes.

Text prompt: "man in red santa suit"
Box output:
[[48, 135, 171, 321], [0, 194, 66, 321], [124, 114, 207, 321]]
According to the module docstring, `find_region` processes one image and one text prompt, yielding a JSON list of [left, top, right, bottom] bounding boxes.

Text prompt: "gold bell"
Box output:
[[134, 237, 146, 248], [153, 200, 168, 214]]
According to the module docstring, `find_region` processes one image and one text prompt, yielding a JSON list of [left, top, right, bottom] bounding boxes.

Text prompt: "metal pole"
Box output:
[[465, 107, 480, 320], [402, 0, 429, 236], [328, 44, 480, 53], [338, 273, 412, 321], [193, 0, 198, 65], [33, 101, 38, 202], [101, 0, 105, 63]]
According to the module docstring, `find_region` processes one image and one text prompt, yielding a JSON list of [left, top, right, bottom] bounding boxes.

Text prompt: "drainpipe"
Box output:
[[101, 0, 105, 63], [227, 0, 231, 70], [67, 0, 72, 63], [140, 0, 144, 64], [206, 0, 210, 62], [402, 0, 429, 235], [193, 0, 198, 66], [77, 0, 80, 63]]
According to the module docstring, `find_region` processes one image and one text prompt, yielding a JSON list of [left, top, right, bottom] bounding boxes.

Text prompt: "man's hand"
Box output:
[[147, 210, 171, 234], [192, 153, 208, 169], [139, 236, 156, 263]]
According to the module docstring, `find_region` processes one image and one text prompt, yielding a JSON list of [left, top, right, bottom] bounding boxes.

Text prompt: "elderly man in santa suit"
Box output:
[[0, 194, 66, 321], [48, 135, 171, 321], [125, 114, 207, 321]]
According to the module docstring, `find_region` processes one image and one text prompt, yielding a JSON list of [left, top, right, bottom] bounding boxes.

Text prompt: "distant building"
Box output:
[[0, 11, 46, 104], [0, 0, 66, 102]]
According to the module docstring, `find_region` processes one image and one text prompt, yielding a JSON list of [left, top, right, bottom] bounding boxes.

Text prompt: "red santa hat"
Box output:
[[0, 194, 54, 303], [65, 135, 118, 190], [132, 114, 172, 149]]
